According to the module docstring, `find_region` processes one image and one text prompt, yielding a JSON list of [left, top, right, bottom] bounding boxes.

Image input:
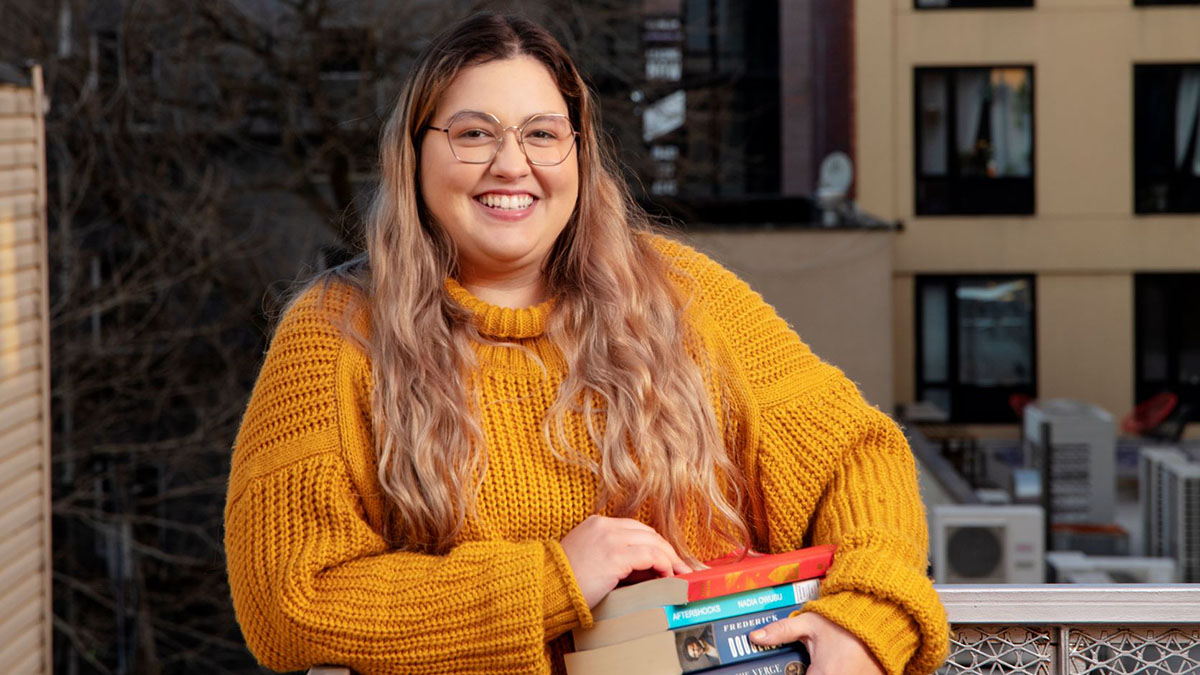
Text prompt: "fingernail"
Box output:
[[750, 629, 766, 641]]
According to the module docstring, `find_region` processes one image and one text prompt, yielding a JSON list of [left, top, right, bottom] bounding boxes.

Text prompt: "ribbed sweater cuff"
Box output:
[[542, 542, 593, 639], [806, 591, 919, 675]]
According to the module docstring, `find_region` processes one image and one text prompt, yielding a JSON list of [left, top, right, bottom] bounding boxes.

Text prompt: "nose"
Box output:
[[489, 127, 530, 179]]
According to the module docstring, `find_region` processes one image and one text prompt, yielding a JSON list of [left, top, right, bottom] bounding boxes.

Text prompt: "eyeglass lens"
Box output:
[[445, 113, 574, 165]]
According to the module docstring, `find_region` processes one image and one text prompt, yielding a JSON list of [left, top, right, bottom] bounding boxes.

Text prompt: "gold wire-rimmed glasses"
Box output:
[[426, 111, 579, 166]]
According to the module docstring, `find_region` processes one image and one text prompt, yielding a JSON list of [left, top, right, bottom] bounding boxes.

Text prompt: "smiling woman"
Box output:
[[223, 12, 949, 675]]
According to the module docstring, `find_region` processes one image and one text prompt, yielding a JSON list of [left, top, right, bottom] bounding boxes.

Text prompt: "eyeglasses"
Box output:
[[426, 111, 578, 166]]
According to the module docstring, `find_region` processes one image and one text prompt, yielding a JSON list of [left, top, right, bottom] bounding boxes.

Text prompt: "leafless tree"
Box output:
[[1, 1, 468, 671], [0, 0, 698, 671]]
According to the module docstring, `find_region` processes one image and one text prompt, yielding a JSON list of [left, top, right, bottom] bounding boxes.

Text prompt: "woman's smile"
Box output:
[[473, 190, 538, 218]]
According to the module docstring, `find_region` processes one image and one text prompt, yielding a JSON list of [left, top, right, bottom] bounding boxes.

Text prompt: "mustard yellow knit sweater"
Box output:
[[224, 234, 949, 675]]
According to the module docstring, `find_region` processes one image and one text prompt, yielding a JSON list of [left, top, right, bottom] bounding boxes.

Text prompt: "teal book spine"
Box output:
[[665, 578, 820, 630]]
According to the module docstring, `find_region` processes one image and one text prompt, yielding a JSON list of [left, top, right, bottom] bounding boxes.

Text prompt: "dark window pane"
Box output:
[[956, 279, 1034, 387], [685, 0, 710, 51], [1135, 275, 1200, 423], [954, 70, 991, 177], [988, 69, 1033, 177], [715, 0, 745, 67], [1135, 64, 1200, 214], [1175, 69, 1200, 174], [918, 71, 949, 176], [954, 69, 1032, 178], [1180, 307, 1200, 386], [1137, 280, 1170, 381], [922, 283, 949, 381]]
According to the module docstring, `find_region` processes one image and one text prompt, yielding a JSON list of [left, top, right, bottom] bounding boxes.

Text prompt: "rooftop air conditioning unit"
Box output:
[[933, 504, 1044, 584], [1046, 551, 1177, 584], [1138, 446, 1188, 558], [1024, 399, 1115, 524], [1162, 459, 1200, 583]]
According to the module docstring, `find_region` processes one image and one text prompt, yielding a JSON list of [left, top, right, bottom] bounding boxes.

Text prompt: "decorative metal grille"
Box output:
[[939, 625, 1053, 675], [1069, 626, 1200, 675], [939, 625, 1200, 675], [937, 586, 1200, 675]]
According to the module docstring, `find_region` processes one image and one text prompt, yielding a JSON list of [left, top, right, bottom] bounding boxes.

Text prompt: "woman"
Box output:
[[224, 12, 948, 675]]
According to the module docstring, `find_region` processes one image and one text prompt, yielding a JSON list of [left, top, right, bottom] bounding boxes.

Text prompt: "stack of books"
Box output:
[[564, 545, 835, 675]]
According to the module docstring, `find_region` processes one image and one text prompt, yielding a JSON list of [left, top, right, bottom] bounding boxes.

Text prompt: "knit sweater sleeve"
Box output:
[[650, 235, 950, 675], [223, 284, 590, 674]]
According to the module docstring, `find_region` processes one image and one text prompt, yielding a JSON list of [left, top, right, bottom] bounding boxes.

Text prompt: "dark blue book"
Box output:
[[703, 647, 810, 675]]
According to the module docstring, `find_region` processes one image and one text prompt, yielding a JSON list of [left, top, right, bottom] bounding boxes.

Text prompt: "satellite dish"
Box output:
[[817, 151, 854, 199]]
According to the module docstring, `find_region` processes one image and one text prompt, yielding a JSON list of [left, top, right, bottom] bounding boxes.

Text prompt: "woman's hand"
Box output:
[[559, 515, 692, 608], [749, 611, 885, 675]]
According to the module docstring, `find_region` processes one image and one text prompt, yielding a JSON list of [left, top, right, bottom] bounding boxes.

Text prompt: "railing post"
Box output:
[[1056, 625, 1069, 675], [1041, 420, 1052, 578]]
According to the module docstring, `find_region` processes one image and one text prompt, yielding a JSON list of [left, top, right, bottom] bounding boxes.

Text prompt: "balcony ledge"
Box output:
[[938, 584, 1200, 623]]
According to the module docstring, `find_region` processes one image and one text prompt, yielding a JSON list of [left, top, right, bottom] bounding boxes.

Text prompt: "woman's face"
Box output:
[[419, 55, 580, 287]]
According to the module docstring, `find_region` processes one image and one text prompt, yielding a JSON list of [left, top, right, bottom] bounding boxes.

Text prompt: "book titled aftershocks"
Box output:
[[564, 605, 811, 675], [590, 545, 835, 622]]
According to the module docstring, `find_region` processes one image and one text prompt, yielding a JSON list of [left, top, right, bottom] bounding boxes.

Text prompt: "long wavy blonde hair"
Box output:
[[316, 13, 750, 562]]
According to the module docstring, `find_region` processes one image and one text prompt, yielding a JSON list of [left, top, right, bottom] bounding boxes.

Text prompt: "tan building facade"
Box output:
[[856, 0, 1200, 432], [687, 229, 896, 412], [0, 65, 53, 672]]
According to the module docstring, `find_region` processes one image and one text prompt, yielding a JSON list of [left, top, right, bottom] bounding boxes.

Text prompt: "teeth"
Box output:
[[479, 193, 534, 210]]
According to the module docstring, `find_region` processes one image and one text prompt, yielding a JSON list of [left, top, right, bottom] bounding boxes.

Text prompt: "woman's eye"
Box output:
[[527, 130, 558, 140], [457, 128, 495, 139]]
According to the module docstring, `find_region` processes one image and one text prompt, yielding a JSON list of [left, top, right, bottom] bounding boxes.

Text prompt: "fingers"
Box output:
[[749, 613, 818, 646], [621, 544, 678, 578], [750, 612, 886, 675], [590, 517, 692, 575], [612, 538, 686, 577], [612, 529, 693, 575]]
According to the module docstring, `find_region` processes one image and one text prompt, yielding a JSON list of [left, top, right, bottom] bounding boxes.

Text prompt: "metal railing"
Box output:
[[938, 585, 1200, 674]]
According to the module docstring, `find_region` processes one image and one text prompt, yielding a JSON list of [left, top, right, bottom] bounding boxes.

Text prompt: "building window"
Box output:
[[681, 0, 781, 197], [916, 275, 1037, 423], [1134, 64, 1200, 214], [916, 0, 1033, 7], [914, 67, 1035, 215], [1135, 275, 1200, 422]]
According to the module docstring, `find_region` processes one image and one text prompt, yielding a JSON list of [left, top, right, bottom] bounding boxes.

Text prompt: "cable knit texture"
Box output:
[[224, 233, 949, 675]]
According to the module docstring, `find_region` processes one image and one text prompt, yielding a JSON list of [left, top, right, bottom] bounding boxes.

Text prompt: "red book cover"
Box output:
[[681, 545, 836, 603], [593, 545, 836, 622]]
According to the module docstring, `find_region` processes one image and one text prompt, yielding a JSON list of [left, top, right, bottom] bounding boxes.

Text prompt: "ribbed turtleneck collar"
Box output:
[[444, 278, 553, 340]]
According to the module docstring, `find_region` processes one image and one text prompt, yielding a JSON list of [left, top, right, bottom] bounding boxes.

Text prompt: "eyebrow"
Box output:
[[448, 109, 568, 124]]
